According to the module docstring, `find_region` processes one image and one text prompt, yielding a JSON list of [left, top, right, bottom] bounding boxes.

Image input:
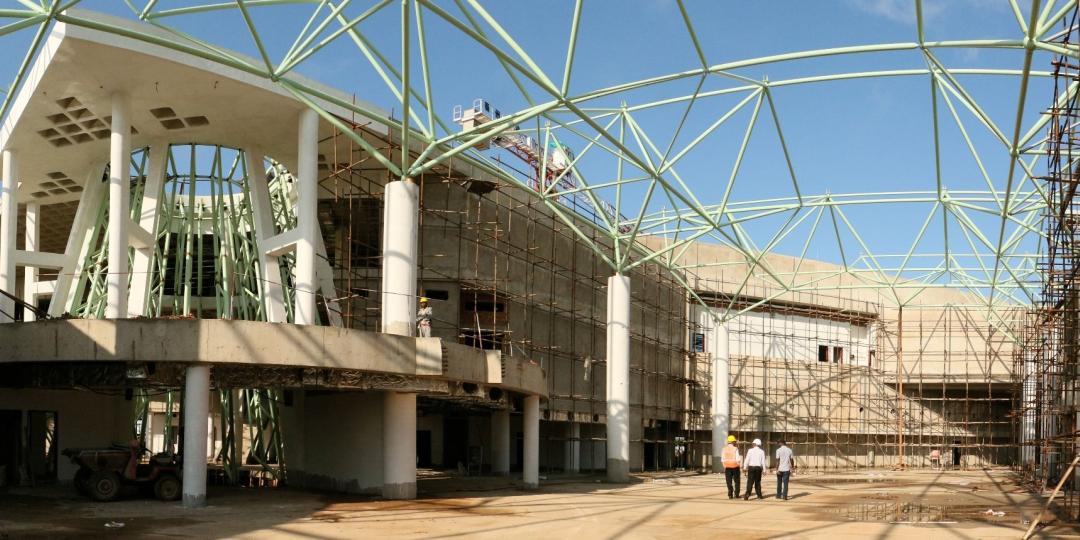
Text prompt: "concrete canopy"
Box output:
[[0, 9, 388, 206]]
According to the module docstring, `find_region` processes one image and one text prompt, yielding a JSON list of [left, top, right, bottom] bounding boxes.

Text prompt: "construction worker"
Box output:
[[721, 435, 742, 499], [417, 297, 432, 337], [742, 438, 767, 500], [930, 448, 941, 470], [775, 439, 795, 500]]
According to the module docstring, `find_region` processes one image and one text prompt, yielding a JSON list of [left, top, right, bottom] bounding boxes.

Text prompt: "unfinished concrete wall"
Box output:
[[0, 389, 131, 481], [293, 391, 382, 494]]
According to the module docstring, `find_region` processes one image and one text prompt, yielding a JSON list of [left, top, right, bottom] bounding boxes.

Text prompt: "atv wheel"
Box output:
[[73, 468, 91, 496], [154, 474, 180, 501], [87, 471, 121, 502]]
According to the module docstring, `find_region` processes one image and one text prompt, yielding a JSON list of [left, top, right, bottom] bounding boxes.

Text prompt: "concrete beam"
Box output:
[[14, 250, 67, 269]]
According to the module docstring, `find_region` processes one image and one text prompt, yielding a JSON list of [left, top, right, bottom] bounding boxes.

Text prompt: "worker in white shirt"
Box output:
[[742, 438, 767, 500], [775, 439, 795, 500], [720, 435, 742, 499], [417, 297, 433, 337]]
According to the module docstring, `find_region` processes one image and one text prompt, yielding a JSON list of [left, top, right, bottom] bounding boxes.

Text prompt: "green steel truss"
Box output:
[[0, 1, 1073, 330]]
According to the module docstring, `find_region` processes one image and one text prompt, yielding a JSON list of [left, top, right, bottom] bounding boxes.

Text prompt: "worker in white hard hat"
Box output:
[[742, 438, 767, 500], [417, 297, 432, 337], [721, 434, 742, 499]]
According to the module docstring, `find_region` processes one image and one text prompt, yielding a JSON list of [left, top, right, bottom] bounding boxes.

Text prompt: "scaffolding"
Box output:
[[1014, 4, 1080, 518]]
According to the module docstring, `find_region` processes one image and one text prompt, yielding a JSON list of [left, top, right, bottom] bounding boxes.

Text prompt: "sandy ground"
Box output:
[[1, 468, 1079, 539]]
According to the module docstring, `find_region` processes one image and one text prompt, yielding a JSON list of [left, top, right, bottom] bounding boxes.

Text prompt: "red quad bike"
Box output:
[[62, 440, 181, 502]]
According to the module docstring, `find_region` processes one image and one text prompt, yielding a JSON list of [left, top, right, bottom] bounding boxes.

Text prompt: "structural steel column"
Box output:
[[22, 202, 38, 322], [491, 409, 510, 475], [106, 93, 130, 319], [182, 364, 210, 508], [294, 109, 319, 325], [381, 177, 419, 336], [606, 273, 631, 482], [565, 421, 580, 473], [382, 391, 417, 499], [0, 149, 16, 322], [711, 321, 730, 473], [523, 395, 539, 489]]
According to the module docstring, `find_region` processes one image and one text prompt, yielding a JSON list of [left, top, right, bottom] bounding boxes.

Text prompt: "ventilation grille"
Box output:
[[37, 97, 137, 147], [149, 106, 209, 130], [30, 171, 82, 199]]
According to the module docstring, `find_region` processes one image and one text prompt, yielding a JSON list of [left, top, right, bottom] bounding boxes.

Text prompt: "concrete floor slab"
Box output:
[[1, 469, 1078, 538]]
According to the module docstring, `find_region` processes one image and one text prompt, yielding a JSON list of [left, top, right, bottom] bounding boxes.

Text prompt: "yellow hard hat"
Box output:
[[419, 297, 429, 303], [726, 435, 736, 443]]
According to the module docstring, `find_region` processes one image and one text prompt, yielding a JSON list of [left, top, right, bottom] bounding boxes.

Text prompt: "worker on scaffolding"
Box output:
[[417, 297, 433, 337], [742, 438, 767, 500], [721, 435, 742, 499]]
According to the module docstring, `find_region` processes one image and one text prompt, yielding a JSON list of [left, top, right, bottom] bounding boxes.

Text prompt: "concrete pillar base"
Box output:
[[382, 391, 417, 500], [711, 459, 724, 474], [182, 493, 206, 508], [381, 482, 417, 500], [606, 459, 630, 483]]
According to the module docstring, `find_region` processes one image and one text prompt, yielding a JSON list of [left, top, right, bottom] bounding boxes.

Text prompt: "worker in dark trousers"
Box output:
[[742, 438, 767, 500], [720, 435, 742, 499]]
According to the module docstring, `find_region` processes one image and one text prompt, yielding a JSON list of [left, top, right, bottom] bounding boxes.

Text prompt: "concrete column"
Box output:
[[565, 422, 580, 473], [21, 202, 39, 321], [244, 148, 287, 323], [294, 109, 319, 325], [382, 391, 416, 499], [0, 149, 16, 322], [127, 142, 167, 317], [605, 273, 630, 482], [711, 321, 730, 473], [523, 395, 539, 489], [379, 177, 418, 498], [106, 93, 131, 319], [182, 364, 210, 508], [380, 178, 419, 337], [491, 409, 510, 475]]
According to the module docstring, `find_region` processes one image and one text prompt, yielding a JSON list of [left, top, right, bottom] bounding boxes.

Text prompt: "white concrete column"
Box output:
[[491, 409, 510, 475], [244, 148, 287, 323], [0, 149, 16, 323], [381, 178, 419, 337], [605, 273, 630, 482], [106, 93, 131, 319], [128, 142, 167, 317], [523, 395, 539, 489], [294, 109, 319, 325], [711, 321, 730, 473], [382, 391, 417, 499], [565, 421, 580, 473], [182, 364, 210, 508], [21, 202, 39, 321]]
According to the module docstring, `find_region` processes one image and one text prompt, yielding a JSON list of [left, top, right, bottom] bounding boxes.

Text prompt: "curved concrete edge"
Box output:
[[0, 318, 547, 397]]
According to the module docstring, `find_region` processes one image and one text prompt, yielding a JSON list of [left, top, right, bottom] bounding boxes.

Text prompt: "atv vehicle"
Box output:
[[62, 440, 180, 502]]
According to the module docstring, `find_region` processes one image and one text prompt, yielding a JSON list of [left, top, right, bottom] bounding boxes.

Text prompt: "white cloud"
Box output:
[[846, 0, 943, 24], [846, 0, 1007, 24]]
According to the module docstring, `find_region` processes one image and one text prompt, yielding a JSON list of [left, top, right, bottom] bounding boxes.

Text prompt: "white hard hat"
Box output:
[[752, 438, 762, 446]]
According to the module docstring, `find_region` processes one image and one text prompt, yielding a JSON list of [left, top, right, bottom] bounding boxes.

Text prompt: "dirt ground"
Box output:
[[2, 468, 1079, 539]]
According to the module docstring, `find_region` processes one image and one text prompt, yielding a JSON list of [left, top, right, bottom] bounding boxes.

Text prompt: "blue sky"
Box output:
[[0, 1, 1056, 280]]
